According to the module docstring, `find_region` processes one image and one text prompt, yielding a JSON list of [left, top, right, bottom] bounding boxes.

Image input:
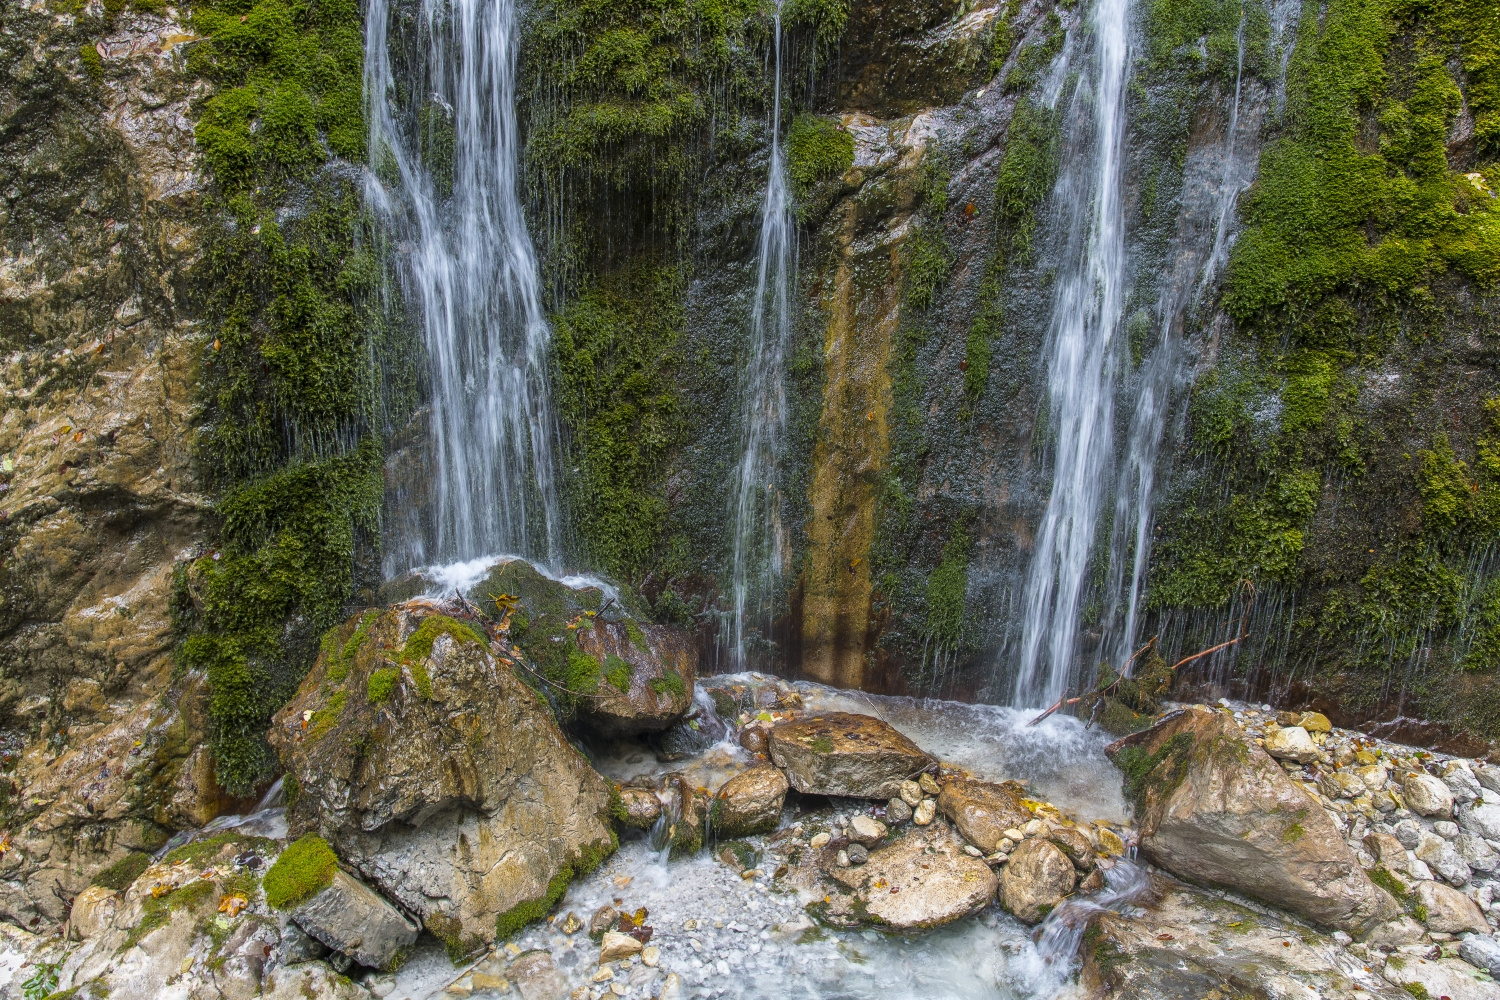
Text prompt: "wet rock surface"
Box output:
[[291, 869, 420, 972], [824, 824, 998, 931], [936, 776, 1033, 852], [710, 763, 789, 837], [574, 620, 698, 737], [998, 837, 1075, 922], [767, 712, 933, 799]]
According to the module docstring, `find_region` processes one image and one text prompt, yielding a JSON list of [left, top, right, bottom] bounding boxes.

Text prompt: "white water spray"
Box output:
[[728, 4, 795, 666], [365, 0, 562, 573], [1014, 0, 1133, 708]]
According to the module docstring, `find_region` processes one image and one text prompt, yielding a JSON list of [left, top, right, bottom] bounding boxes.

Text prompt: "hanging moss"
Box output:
[[786, 114, 854, 198], [924, 528, 972, 651]]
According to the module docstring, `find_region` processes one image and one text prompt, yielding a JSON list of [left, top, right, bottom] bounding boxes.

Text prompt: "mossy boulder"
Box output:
[[1106, 708, 1398, 935], [768, 713, 933, 799], [573, 617, 698, 737], [269, 603, 616, 951]]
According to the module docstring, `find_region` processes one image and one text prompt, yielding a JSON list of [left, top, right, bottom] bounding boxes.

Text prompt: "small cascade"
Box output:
[[365, 0, 563, 573], [1013, 0, 1134, 708], [727, 2, 796, 666], [1031, 857, 1153, 979]]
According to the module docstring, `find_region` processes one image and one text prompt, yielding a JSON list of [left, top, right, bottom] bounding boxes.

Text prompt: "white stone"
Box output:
[[1265, 726, 1320, 764], [1406, 772, 1457, 818], [913, 799, 936, 826]]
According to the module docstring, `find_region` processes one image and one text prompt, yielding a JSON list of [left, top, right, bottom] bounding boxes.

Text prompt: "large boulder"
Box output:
[[1105, 708, 1397, 935], [1405, 771, 1456, 818], [768, 713, 933, 799], [711, 764, 790, 836], [572, 618, 697, 737], [825, 827, 997, 931], [998, 837, 1076, 922], [269, 604, 616, 953], [1414, 880, 1488, 933], [936, 777, 1032, 852]]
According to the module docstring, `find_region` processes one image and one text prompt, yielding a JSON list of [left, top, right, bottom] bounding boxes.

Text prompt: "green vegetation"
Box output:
[[402, 615, 489, 665], [552, 266, 688, 581], [263, 834, 338, 910], [1401, 983, 1431, 1000], [1002, 11, 1065, 94], [648, 668, 687, 697], [367, 666, 400, 702], [78, 43, 103, 80], [924, 528, 971, 651], [92, 851, 152, 891], [904, 231, 950, 311], [603, 654, 633, 692], [494, 839, 614, 940], [1142, 0, 1271, 85], [125, 879, 216, 950], [1112, 731, 1195, 805], [786, 114, 854, 197]]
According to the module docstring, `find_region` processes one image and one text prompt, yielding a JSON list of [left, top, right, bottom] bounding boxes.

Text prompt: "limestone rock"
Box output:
[[263, 962, 373, 1000], [767, 713, 932, 799], [1383, 955, 1500, 1000], [1105, 708, 1397, 935], [1476, 764, 1500, 796], [1365, 915, 1427, 948], [848, 815, 887, 845], [573, 618, 698, 737], [1415, 880, 1488, 933], [509, 949, 569, 1000], [900, 779, 923, 807], [599, 930, 644, 962], [711, 764, 789, 837], [913, 798, 937, 826], [616, 786, 662, 828], [1295, 712, 1332, 733], [1406, 771, 1457, 818], [935, 777, 1031, 853], [1462, 934, 1500, 978], [998, 837, 1075, 922], [1446, 761, 1484, 803], [887, 797, 912, 823], [1416, 833, 1472, 885], [826, 827, 997, 931], [1263, 725, 1319, 763], [292, 869, 420, 971], [270, 605, 615, 951], [1461, 801, 1500, 841], [1458, 833, 1500, 873], [1317, 770, 1366, 800], [1049, 826, 1096, 870]]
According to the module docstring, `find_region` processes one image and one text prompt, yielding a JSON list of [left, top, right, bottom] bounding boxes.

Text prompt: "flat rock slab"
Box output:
[[936, 777, 1032, 852], [293, 868, 420, 971], [825, 827, 996, 931], [1106, 707, 1397, 935], [768, 713, 932, 800], [1383, 956, 1500, 1000]]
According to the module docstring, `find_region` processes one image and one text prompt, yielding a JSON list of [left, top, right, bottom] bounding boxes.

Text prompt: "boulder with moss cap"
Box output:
[[270, 603, 616, 953], [1105, 708, 1397, 935], [266, 834, 419, 970]]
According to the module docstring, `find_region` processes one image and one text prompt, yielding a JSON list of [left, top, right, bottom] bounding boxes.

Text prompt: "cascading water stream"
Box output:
[[1013, 0, 1133, 708], [364, 0, 562, 574], [728, 4, 795, 666]]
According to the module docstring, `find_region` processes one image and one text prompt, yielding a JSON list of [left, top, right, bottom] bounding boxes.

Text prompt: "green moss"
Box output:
[[567, 648, 602, 693], [623, 618, 647, 650], [786, 114, 853, 197], [494, 839, 615, 940], [366, 667, 399, 703], [603, 654, 633, 692], [1003, 11, 1065, 94], [1142, 0, 1271, 85], [123, 880, 216, 950], [1401, 981, 1431, 999], [78, 43, 103, 80], [402, 615, 488, 665], [1281, 821, 1306, 843], [91, 852, 151, 892], [648, 668, 686, 697], [263, 834, 337, 911], [924, 527, 971, 651], [552, 266, 687, 582], [305, 689, 348, 740], [808, 735, 834, 754], [162, 832, 279, 869], [993, 97, 1062, 265], [1113, 731, 1195, 806], [904, 230, 950, 311]]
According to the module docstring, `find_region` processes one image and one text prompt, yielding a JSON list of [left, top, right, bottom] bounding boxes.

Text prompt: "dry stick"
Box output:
[[1026, 637, 1159, 728], [1166, 634, 1244, 672]]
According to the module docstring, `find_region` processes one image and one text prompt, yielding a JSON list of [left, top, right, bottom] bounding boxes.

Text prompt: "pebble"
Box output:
[[836, 849, 850, 867], [1002, 828, 1025, 843], [809, 832, 831, 850], [913, 798, 936, 826], [641, 946, 659, 967], [1022, 819, 1045, 838], [899, 780, 923, 807], [919, 773, 942, 796], [963, 844, 982, 857], [848, 843, 869, 865], [887, 797, 912, 824]]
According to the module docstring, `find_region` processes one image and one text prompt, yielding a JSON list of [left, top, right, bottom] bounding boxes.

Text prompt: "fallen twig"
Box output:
[[1167, 634, 1244, 672]]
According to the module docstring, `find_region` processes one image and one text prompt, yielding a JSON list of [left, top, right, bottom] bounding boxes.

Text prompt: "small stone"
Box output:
[[899, 780, 923, 807], [591, 906, 621, 938], [848, 843, 869, 865], [913, 798, 936, 826], [886, 797, 912, 824], [560, 912, 584, 935], [1093, 826, 1126, 856], [963, 844, 982, 857], [836, 849, 851, 867], [471, 973, 509, 991], [996, 837, 1015, 853], [1002, 828, 1025, 843], [919, 773, 942, 796], [1022, 819, 1046, 838], [1355, 749, 1378, 766], [1264, 726, 1320, 764], [600, 931, 644, 963], [1459, 933, 1500, 977], [592, 967, 615, 983], [610, 984, 627, 996], [1296, 712, 1332, 733], [641, 945, 660, 967], [1405, 772, 1457, 818], [1435, 820, 1461, 839], [739, 727, 769, 755], [809, 832, 831, 850], [1395, 819, 1423, 849], [660, 973, 683, 1000], [848, 814, 887, 845], [1443, 760, 1483, 803]]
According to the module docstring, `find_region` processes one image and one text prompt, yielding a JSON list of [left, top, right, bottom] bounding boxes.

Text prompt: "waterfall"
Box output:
[[728, 3, 795, 666], [1013, 0, 1134, 708], [364, 0, 563, 573]]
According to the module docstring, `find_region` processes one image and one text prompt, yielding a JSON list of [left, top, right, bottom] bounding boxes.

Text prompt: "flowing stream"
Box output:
[[365, 0, 562, 574], [727, 3, 795, 666], [1013, 0, 1134, 708]]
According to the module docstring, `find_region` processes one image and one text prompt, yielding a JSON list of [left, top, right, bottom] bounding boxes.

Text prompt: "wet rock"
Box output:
[[660, 773, 711, 857], [573, 619, 698, 736], [280, 922, 331, 965], [589, 906, 619, 938], [270, 605, 615, 951], [913, 798, 937, 826], [810, 832, 832, 850], [1105, 708, 1397, 935], [900, 779, 923, 807], [767, 713, 932, 799], [1048, 826, 1096, 870], [919, 773, 942, 796], [886, 797, 912, 824], [848, 815, 887, 845], [262, 962, 372, 1000], [1263, 726, 1320, 764], [738, 727, 770, 755], [825, 827, 997, 931], [998, 837, 1075, 923], [1416, 880, 1488, 934], [1462, 934, 1500, 977], [1296, 712, 1332, 733], [848, 843, 869, 864], [68, 885, 118, 940], [616, 786, 662, 828], [1406, 771, 1457, 818], [651, 706, 725, 762], [292, 869, 420, 971], [1317, 770, 1366, 800], [509, 949, 569, 1000], [600, 930, 643, 962], [711, 764, 789, 837], [935, 777, 1031, 853], [1383, 954, 1500, 1000]]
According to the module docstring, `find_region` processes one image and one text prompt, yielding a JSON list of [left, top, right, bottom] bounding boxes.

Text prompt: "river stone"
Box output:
[[1459, 833, 1500, 872], [848, 814, 887, 845], [887, 797, 912, 824], [574, 618, 698, 737], [616, 786, 662, 828], [1462, 934, 1500, 978], [712, 764, 790, 836], [1383, 955, 1500, 1000], [1477, 765, 1500, 796], [1417, 833, 1472, 885], [292, 868, 420, 971], [1446, 761, 1484, 803], [1406, 771, 1457, 818], [1049, 826, 1096, 870], [999, 837, 1075, 922], [69, 885, 119, 940], [935, 777, 1032, 853], [1295, 712, 1332, 733], [600, 930, 644, 962], [269, 605, 615, 952], [1105, 708, 1398, 935], [826, 827, 998, 931], [509, 949, 569, 1000], [767, 713, 932, 799], [1416, 880, 1489, 933], [1263, 725, 1319, 763], [1366, 915, 1427, 948]]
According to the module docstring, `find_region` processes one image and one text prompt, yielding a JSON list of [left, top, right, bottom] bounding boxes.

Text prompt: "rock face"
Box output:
[[825, 827, 997, 930], [767, 713, 932, 799], [270, 605, 616, 951], [1105, 708, 1397, 935], [573, 618, 697, 737], [998, 838, 1075, 922], [711, 764, 789, 837], [935, 777, 1032, 852], [292, 869, 420, 971]]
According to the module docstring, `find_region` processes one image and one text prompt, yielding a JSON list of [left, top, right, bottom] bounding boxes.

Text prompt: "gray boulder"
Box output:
[[1462, 801, 1500, 841], [1416, 880, 1489, 934], [826, 827, 997, 931], [1405, 771, 1456, 818], [711, 764, 790, 836], [293, 869, 420, 971], [1462, 934, 1500, 978]]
